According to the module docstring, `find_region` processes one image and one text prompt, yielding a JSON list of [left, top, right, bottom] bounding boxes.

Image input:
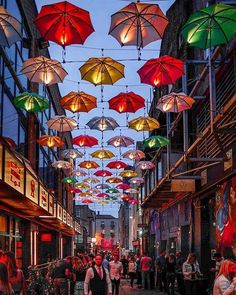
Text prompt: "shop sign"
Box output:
[[67, 213, 71, 226], [63, 209, 67, 223], [39, 185, 49, 211], [0, 144, 3, 180], [171, 179, 195, 192], [25, 172, 39, 204], [53, 202, 57, 218], [4, 150, 24, 194], [48, 194, 54, 215], [57, 204, 63, 220]]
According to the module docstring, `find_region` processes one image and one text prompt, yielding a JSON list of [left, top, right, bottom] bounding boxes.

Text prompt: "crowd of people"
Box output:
[[0, 250, 236, 294]]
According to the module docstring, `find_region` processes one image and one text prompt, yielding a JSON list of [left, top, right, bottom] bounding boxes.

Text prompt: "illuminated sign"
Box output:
[[0, 144, 2, 180], [25, 172, 39, 204], [48, 194, 54, 215], [57, 204, 63, 220], [63, 209, 67, 223], [39, 185, 48, 211], [4, 150, 24, 194]]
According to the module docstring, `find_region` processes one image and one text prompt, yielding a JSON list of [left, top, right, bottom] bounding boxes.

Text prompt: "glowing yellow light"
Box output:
[[154, 78, 160, 86], [163, 102, 173, 112]]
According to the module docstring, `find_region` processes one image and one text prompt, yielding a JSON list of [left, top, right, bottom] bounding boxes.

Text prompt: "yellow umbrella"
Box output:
[[106, 177, 123, 184], [97, 200, 109, 205], [128, 116, 160, 131], [76, 183, 90, 189], [79, 57, 125, 85], [79, 192, 92, 198], [91, 149, 115, 159], [119, 170, 138, 178], [79, 161, 100, 169]]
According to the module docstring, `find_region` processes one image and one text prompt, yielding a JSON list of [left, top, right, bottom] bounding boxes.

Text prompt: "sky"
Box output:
[[36, 0, 175, 217]]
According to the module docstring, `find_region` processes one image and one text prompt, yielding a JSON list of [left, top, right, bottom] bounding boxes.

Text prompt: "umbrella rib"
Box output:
[[0, 17, 22, 43]]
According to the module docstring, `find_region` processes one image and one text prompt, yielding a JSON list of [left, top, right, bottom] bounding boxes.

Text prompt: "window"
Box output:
[[110, 221, 115, 229], [101, 221, 105, 229], [2, 93, 18, 143]]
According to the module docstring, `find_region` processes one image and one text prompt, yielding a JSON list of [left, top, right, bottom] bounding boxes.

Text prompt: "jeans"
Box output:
[[53, 278, 68, 295], [111, 278, 120, 295], [141, 271, 151, 290]]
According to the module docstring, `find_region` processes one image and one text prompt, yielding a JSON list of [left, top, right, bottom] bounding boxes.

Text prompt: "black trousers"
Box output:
[[111, 279, 120, 295], [184, 280, 198, 295], [129, 272, 136, 287]]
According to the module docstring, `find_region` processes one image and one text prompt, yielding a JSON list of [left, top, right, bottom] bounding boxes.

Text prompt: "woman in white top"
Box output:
[[182, 253, 201, 295], [213, 260, 236, 295], [128, 257, 136, 288]]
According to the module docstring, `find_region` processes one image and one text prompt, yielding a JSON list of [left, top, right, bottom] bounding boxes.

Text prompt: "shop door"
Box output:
[[181, 225, 190, 260]]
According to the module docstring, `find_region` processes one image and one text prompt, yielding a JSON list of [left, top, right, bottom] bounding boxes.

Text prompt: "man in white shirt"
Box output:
[[109, 254, 123, 295], [84, 254, 112, 295]]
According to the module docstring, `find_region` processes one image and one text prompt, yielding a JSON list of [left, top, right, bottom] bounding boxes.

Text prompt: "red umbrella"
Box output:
[[97, 193, 110, 198], [137, 55, 184, 87], [107, 161, 128, 169], [108, 92, 145, 113], [94, 170, 113, 177], [67, 188, 82, 194], [34, 1, 94, 46], [82, 199, 93, 204], [73, 135, 98, 147], [116, 183, 131, 190]]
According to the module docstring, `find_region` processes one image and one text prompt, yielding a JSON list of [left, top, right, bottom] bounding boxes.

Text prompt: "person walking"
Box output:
[[156, 251, 167, 292], [140, 253, 152, 290], [120, 255, 128, 279], [109, 254, 123, 295], [213, 259, 236, 295], [182, 253, 201, 295], [128, 257, 136, 288], [135, 254, 142, 288], [51, 259, 70, 295], [0, 263, 13, 295], [166, 253, 176, 295], [72, 257, 86, 295], [2, 252, 25, 295], [175, 251, 184, 295], [84, 254, 112, 295]]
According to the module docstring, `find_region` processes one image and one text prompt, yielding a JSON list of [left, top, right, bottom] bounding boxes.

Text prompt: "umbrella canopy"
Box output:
[[82, 199, 93, 204], [94, 170, 113, 177], [79, 57, 125, 86], [21, 56, 67, 85], [108, 92, 145, 113], [68, 188, 82, 194], [122, 149, 145, 160], [47, 116, 77, 132], [60, 91, 97, 113], [129, 177, 144, 184], [97, 200, 109, 205], [13, 92, 49, 112], [181, 3, 236, 49], [119, 170, 138, 178], [129, 199, 139, 205], [136, 161, 155, 170], [106, 188, 119, 194], [106, 177, 123, 184], [95, 183, 111, 190], [143, 135, 170, 149], [52, 160, 72, 169], [62, 177, 77, 184], [83, 177, 100, 184], [116, 183, 131, 190], [34, 1, 94, 46], [109, 2, 168, 48], [72, 169, 87, 177], [157, 92, 195, 113], [73, 135, 98, 147], [107, 136, 134, 147], [61, 149, 83, 159], [37, 135, 64, 148], [137, 55, 184, 87], [97, 193, 110, 198], [107, 161, 128, 169], [79, 161, 100, 169], [76, 183, 90, 189], [121, 194, 133, 201], [91, 149, 115, 159], [128, 116, 160, 131], [0, 6, 22, 47], [87, 188, 101, 195], [86, 116, 119, 131]]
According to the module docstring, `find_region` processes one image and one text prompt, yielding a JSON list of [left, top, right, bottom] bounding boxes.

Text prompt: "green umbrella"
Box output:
[[181, 3, 236, 49], [106, 188, 119, 194], [62, 177, 78, 184], [13, 92, 49, 112], [143, 135, 170, 149]]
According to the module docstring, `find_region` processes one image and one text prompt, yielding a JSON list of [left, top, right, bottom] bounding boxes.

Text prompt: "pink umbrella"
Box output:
[[136, 161, 155, 170]]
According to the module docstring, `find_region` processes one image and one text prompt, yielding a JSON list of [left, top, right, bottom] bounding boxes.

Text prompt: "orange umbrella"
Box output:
[[79, 57, 125, 86], [157, 92, 195, 113], [128, 116, 160, 131], [79, 161, 100, 169], [109, 2, 168, 48], [37, 135, 64, 148], [60, 91, 97, 113], [91, 149, 115, 159]]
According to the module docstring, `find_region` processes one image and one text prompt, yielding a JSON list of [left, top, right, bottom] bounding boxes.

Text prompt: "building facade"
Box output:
[[95, 213, 119, 252], [0, 0, 81, 271], [142, 0, 236, 275]]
